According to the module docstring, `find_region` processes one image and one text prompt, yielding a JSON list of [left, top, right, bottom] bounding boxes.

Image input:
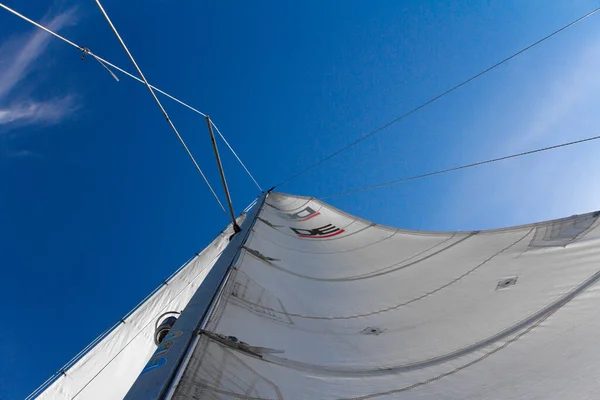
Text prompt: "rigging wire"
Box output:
[[243, 197, 259, 213], [321, 135, 600, 199], [93, 0, 226, 213], [273, 6, 600, 189], [211, 120, 263, 191], [0, 2, 261, 194]]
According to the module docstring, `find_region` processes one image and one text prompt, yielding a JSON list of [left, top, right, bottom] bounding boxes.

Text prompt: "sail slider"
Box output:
[[198, 329, 284, 358], [257, 216, 283, 229], [243, 246, 281, 264]]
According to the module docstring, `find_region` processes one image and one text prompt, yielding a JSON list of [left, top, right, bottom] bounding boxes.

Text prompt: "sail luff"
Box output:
[[124, 191, 268, 400]]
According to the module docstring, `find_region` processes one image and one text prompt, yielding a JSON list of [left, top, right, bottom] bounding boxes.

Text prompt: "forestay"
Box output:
[[170, 192, 600, 399], [32, 221, 243, 400]]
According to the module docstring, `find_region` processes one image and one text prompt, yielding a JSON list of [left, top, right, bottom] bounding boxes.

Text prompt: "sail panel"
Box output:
[[172, 192, 600, 399]]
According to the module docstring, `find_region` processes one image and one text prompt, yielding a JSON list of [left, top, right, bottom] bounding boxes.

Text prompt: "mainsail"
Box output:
[[33, 192, 600, 399]]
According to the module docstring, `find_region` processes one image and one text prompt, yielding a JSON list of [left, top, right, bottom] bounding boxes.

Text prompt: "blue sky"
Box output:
[[2, 1, 600, 398]]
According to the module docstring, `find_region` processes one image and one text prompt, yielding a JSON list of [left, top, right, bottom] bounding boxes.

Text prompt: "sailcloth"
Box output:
[[32, 192, 600, 399], [170, 193, 600, 399], [32, 220, 243, 400]]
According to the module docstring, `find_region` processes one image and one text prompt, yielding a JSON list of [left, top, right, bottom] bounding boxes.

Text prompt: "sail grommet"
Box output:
[[496, 277, 518, 290], [361, 327, 385, 335]]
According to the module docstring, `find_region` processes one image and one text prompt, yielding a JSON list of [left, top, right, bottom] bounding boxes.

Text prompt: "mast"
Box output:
[[124, 192, 267, 400]]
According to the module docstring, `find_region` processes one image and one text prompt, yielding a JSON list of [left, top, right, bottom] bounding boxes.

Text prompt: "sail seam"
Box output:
[[247, 231, 466, 282], [189, 342, 283, 400], [259, 242, 600, 378], [251, 227, 395, 254], [338, 307, 559, 400], [239, 229, 530, 319], [187, 302, 557, 400]]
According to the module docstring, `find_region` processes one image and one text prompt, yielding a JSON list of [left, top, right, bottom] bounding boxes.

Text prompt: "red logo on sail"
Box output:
[[283, 206, 321, 222], [290, 224, 344, 239]]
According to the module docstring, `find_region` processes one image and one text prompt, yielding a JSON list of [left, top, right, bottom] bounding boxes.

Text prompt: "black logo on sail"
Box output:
[[290, 224, 344, 239]]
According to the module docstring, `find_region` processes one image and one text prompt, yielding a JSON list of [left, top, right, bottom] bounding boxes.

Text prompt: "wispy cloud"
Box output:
[[437, 32, 600, 230], [0, 7, 78, 129], [3, 149, 43, 160], [0, 96, 76, 126], [510, 36, 600, 150]]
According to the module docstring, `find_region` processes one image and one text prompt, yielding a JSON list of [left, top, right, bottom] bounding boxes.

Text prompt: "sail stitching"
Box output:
[[260, 244, 600, 378], [338, 307, 558, 400], [251, 227, 396, 254], [186, 300, 557, 400], [248, 231, 465, 282], [240, 229, 530, 320], [180, 338, 283, 399]]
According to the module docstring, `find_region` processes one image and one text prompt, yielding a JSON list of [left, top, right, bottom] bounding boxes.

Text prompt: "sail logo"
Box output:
[[154, 340, 174, 357], [290, 224, 344, 239], [140, 330, 183, 375], [140, 357, 166, 375], [282, 206, 320, 222]]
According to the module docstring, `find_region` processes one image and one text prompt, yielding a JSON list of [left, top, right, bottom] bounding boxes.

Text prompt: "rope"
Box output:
[[273, 6, 600, 189], [322, 135, 600, 199], [0, 2, 261, 196]]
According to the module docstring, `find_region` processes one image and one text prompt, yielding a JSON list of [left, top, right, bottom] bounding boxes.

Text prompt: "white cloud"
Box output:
[[5, 149, 43, 159], [0, 96, 77, 126], [0, 7, 78, 129]]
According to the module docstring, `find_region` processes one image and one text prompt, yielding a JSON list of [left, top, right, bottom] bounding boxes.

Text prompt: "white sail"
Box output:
[[169, 192, 600, 399], [31, 221, 242, 400]]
